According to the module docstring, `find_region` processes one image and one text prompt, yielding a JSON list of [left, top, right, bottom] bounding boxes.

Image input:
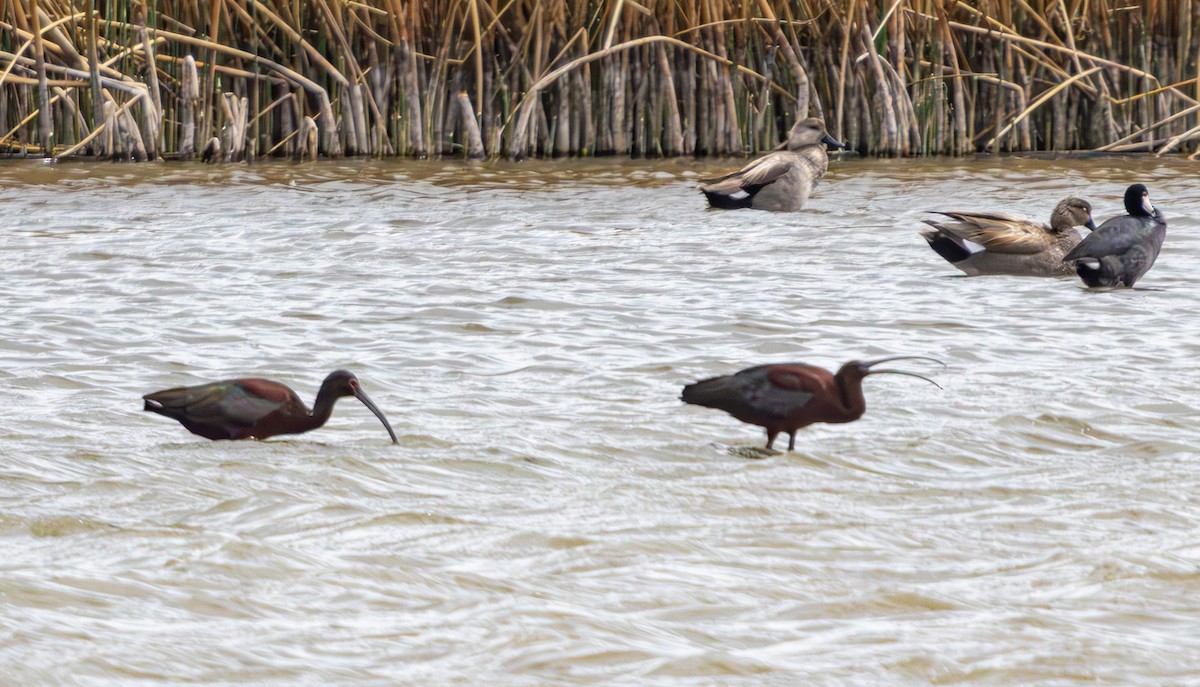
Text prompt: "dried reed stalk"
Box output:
[[0, 0, 1195, 160]]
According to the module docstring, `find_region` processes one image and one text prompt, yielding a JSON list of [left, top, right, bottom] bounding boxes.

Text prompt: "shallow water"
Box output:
[[2, 154, 1198, 685]]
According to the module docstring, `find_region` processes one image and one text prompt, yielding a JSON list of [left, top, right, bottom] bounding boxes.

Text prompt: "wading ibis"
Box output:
[[699, 118, 848, 211], [919, 197, 1097, 277], [143, 369, 399, 443], [681, 356, 942, 451], [1062, 184, 1166, 288]]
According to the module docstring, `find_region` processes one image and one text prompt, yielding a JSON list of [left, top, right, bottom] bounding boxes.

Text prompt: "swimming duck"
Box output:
[[919, 198, 1097, 277], [699, 118, 847, 211], [1062, 184, 1166, 288]]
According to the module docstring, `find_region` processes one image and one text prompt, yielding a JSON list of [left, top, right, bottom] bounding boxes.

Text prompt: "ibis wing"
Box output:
[[929, 212, 1049, 254], [683, 363, 827, 421], [743, 368, 816, 419], [145, 380, 283, 428]]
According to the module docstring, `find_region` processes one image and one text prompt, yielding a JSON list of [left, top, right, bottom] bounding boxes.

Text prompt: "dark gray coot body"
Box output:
[[1062, 184, 1166, 288]]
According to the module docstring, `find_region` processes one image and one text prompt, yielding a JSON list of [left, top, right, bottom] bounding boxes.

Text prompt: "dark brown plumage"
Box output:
[[143, 369, 398, 443], [681, 356, 942, 451]]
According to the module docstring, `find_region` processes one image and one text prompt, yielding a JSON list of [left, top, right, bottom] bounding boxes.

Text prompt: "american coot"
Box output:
[[699, 118, 847, 212], [919, 198, 1097, 277], [1062, 184, 1166, 288]]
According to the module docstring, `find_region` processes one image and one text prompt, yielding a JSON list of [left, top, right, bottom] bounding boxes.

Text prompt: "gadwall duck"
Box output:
[[1062, 184, 1166, 288], [699, 118, 847, 211], [919, 198, 1097, 277]]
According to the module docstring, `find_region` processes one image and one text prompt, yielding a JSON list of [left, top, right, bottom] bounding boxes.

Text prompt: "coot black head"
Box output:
[[1123, 184, 1154, 218]]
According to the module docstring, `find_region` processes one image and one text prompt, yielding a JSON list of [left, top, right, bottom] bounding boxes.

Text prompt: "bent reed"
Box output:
[[0, 0, 1196, 161]]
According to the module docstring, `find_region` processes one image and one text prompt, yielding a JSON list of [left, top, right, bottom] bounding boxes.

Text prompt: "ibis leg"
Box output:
[[787, 433, 796, 451], [766, 431, 778, 450]]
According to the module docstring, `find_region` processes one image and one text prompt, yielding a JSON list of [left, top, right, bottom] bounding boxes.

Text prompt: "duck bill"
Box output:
[[1085, 218, 1098, 231], [353, 387, 399, 444], [868, 369, 943, 390], [861, 355, 945, 368], [822, 133, 849, 150]]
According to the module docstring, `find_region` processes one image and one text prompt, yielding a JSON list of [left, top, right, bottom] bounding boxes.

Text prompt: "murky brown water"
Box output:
[[2, 154, 1199, 685]]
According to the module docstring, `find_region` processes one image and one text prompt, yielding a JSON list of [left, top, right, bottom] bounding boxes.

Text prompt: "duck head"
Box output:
[[780, 118, 848, 152], [1051, 197, 1097, 232]]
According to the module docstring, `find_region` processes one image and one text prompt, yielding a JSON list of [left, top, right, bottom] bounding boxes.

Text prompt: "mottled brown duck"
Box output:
[[920, 198, 1097, 277]]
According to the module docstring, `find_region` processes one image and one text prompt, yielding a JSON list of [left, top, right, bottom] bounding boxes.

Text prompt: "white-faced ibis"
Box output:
[[1062, 184, 1167, 288], [681, 356, 942, 451], [920, 197, 1097, 277], [699, 118, 848, 211], [143, 369, 399, 443]]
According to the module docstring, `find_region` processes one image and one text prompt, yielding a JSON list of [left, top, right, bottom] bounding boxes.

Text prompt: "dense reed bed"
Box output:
[[0, 0, 1197, 160]]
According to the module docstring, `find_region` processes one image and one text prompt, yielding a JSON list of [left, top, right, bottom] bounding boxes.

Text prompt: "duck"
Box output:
[[699, 118, 847, 211], [919, 198, 1097, 277], [1062, 184, 1166, 288]]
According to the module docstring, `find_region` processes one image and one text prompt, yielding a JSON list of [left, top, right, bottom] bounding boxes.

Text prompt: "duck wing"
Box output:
[[927, 211, 1052, 254], [699, 153, 796, 194]]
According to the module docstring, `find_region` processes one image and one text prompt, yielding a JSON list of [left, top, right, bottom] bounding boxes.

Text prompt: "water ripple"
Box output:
[[1, 156, 1198, 684]]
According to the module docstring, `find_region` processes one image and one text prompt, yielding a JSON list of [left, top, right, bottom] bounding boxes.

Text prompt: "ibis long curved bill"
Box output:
[[865, 368, 943, 390], [861, 355, 946, 368], [351, 384, 399, 444], [863, 356, 945, 390]]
